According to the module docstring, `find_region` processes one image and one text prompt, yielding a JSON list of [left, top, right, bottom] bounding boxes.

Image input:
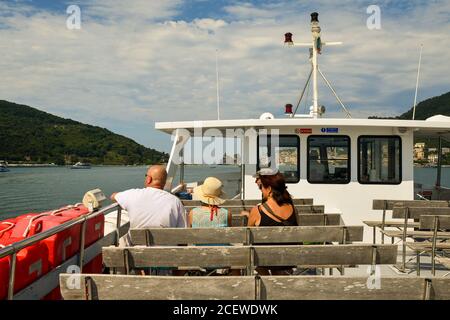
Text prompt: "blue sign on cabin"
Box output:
[[321, 127, 339, 133]]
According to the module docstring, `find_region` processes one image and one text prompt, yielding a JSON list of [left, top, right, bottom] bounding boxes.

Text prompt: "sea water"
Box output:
[[0, 165, 241, 219]]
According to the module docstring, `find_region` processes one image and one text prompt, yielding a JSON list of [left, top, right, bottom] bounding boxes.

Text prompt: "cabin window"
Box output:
[[358, 136, 402, 184], [307, 136, 350, 184], [257, 135, 300, 183]]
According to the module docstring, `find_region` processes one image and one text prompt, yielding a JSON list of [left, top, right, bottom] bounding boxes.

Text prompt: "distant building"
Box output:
[[442, 147, 450, 155], [428, 153, 438, 164], [414, 143, 425, 160]]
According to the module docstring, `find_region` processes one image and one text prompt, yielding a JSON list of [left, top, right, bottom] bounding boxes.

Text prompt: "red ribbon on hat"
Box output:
[[209, 205, 218, 221]]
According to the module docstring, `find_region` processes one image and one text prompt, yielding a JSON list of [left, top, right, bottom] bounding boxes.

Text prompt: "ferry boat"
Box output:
[[0, 12, 449, 301], [0, 161, 9, 172], [71, 162, 91, 169]]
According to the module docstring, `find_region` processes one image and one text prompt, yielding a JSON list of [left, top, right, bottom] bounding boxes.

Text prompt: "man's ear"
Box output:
[[145, 175, 152, 186]]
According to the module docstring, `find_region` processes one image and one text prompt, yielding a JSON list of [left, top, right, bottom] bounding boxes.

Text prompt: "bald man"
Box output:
[[111, 165, 186, 230]]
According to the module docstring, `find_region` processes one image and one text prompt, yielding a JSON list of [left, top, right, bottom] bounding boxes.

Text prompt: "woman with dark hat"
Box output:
[[247, 168, 298, 275]]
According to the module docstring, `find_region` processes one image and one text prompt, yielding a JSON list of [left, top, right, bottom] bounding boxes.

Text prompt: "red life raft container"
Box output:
[[0, 218, 17, 242], [51, 205, 105, 274], [0, 203, 105, 299], [51, 205, 104, 247], [9, 213, 81, 268], [0, 241, 49, 300]]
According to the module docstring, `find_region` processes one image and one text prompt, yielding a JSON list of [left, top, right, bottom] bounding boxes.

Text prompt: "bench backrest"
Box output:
[[182, 198, 314, 208], [130, 226, 363, 245], [249, 226, 361, 243], [60, 274, 256, 300], [102, 244, 397, 269], [260, 276, 450, 300], [392, 207, 450, 219], [373, 200, 449, 210], [185, 204, 324, 214], [231, 213, 340, 227], [296, 214, 342, 226], [254, 244, 397, 267], [59, 275, 450, 300], [420, 215, 450, 230]]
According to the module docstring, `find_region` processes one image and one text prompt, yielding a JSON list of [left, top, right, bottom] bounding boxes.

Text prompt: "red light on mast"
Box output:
[[285, 104, 293, 114], [284, 32, 293, 45]]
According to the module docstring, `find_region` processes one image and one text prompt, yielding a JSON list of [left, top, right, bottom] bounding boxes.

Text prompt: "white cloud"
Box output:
[[0, 0, 449, 152]]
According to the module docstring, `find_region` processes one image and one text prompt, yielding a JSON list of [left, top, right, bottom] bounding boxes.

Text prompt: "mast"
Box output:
[[285, 13, 350, 119], [412, 44, 423, 120], [436, 136, 442, 199], [311, 13, 320, 118], [216, 49, 220, 120]]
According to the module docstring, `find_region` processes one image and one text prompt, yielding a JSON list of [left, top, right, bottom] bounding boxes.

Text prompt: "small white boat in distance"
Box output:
[[0, 161, 9, 172], [71, 162, 91, 169]]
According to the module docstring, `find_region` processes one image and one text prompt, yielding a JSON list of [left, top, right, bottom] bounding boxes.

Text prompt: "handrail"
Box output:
[[415, 193, 430, 201], [0, 203, 120, 260]]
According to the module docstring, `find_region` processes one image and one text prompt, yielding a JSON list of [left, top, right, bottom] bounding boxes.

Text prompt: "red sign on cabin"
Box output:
[[295, 128, 312, 134]]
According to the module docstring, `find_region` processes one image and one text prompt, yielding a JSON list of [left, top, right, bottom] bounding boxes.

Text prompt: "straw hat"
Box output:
[[192, 177, 226, 206]]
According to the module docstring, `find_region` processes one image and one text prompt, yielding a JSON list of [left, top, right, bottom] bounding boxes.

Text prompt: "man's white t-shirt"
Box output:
[[115, 187, 186, 229]]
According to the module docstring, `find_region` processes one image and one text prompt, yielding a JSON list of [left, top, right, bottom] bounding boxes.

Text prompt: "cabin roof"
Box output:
[[155, 117, 450, 138]]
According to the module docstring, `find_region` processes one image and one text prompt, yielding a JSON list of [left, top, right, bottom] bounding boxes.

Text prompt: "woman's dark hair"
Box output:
[[259, 172, 293, 206]]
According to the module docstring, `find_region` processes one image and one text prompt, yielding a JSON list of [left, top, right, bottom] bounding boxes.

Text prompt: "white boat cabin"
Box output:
[[156, 116, 450, 241]]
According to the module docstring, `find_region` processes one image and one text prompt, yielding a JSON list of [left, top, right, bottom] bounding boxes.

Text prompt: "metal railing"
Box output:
[[0, 202, 122, 300]]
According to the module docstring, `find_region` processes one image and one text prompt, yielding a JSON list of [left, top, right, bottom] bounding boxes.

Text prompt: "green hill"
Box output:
[[398, 91, 450, 120], [0, 100, 168, 165], [369, 91, 450, 120]]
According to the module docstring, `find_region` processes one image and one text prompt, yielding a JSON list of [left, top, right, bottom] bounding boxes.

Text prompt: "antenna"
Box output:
[[412, 44, 423, 120], [216, 49, 220, 120], [284, 12, 351, 118]]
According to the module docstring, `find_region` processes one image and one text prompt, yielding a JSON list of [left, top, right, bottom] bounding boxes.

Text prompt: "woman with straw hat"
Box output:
[[188, 177, 232, 228]]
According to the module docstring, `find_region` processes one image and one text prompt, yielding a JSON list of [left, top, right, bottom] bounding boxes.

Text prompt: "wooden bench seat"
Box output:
[[59, 275, 450, 300], [381, 230, 450, 240], [436, 256, 450, 269], [102, 244, 398, 274], [130, 226, 364, 246], [373, 200, 449, 211], [406, 242, 450, 251], [370, 200, 449, 245], [392, 207, 450, 219], [406, 242, 450, 276], [363, 221, 420, 228]]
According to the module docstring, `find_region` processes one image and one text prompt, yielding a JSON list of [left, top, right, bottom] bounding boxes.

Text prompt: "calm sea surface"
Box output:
[[0, 165, 241, 219], [0, 166, 449, 220]]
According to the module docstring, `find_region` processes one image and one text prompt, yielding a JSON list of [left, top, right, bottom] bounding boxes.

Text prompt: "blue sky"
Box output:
[[0, 0, 449, 152]]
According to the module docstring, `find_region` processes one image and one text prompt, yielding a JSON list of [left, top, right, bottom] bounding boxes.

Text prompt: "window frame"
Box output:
[[357, 135, 402, 185], [306, 135, 351, 185], [256, 134, 300, 184]]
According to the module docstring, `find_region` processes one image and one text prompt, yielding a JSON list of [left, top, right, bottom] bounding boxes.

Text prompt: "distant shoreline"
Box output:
[[6, 164, 150, 168], [414, 164, 450, 168], [4, 163, 238, 168]]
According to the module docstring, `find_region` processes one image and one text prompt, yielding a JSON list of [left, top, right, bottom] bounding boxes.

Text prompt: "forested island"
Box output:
[[0, 100, 168, 165]]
